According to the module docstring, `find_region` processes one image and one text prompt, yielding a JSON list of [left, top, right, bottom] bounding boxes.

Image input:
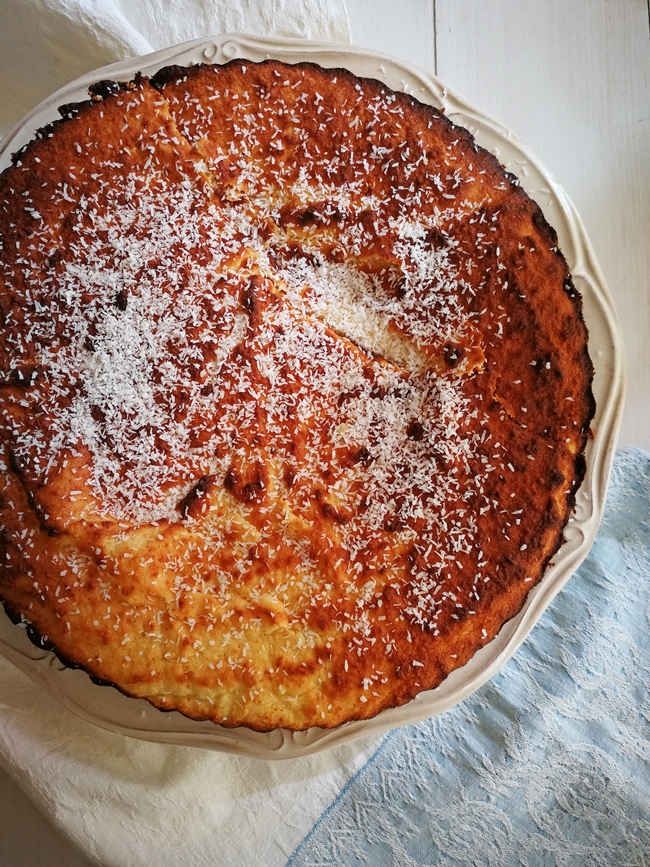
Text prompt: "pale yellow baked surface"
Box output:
[[0, 61, 593, 730]]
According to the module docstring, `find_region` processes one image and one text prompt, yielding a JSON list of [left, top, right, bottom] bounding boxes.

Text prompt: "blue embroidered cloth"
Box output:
[[288, 448, 650, 866]]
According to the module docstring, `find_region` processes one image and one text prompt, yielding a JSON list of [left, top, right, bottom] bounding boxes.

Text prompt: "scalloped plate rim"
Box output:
[[0, 33, 626, 760]]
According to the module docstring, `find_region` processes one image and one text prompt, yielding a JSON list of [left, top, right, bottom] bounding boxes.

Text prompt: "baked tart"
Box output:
[[0, 60, 594, 730]]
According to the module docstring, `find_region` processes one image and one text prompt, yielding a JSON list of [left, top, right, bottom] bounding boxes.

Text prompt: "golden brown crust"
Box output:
[[0, 60, 594, 730]]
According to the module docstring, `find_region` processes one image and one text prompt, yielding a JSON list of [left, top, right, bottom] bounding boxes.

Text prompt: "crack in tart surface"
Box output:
[[0, 59, 594, 731]]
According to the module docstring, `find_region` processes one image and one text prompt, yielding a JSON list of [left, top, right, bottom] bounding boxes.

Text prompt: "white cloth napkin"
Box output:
[[0, 0, 351, 137], [0, 657, 378, 867], [0, 3, 377, 866]]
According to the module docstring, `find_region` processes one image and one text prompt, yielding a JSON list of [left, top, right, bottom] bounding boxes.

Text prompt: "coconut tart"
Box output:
[[0, 60, 594, 731]]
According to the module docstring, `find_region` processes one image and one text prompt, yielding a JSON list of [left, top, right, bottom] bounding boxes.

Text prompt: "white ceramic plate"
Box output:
[[0, 33, 625, 759]]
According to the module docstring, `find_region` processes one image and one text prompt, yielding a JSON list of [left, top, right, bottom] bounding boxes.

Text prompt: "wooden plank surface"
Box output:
[[1, 3, 649, 865], [345, 0, 435, 72], [0, 772, 94, 866]]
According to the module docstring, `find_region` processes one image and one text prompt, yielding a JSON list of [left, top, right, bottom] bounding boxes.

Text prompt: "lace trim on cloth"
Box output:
[[287, 448, 650, 866]]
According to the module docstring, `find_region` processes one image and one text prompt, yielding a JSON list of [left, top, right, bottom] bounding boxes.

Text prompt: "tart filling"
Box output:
[[0, 61, 594, 730]]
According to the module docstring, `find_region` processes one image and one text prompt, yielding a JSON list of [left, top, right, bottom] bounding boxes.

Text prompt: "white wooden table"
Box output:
[[1, 2, 648, 864]]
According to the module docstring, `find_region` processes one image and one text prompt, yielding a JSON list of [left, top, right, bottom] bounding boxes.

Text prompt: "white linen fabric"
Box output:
[[0, 3, 369, 866], [0, 0, 351, 136], [0, 657, 379, 866]]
